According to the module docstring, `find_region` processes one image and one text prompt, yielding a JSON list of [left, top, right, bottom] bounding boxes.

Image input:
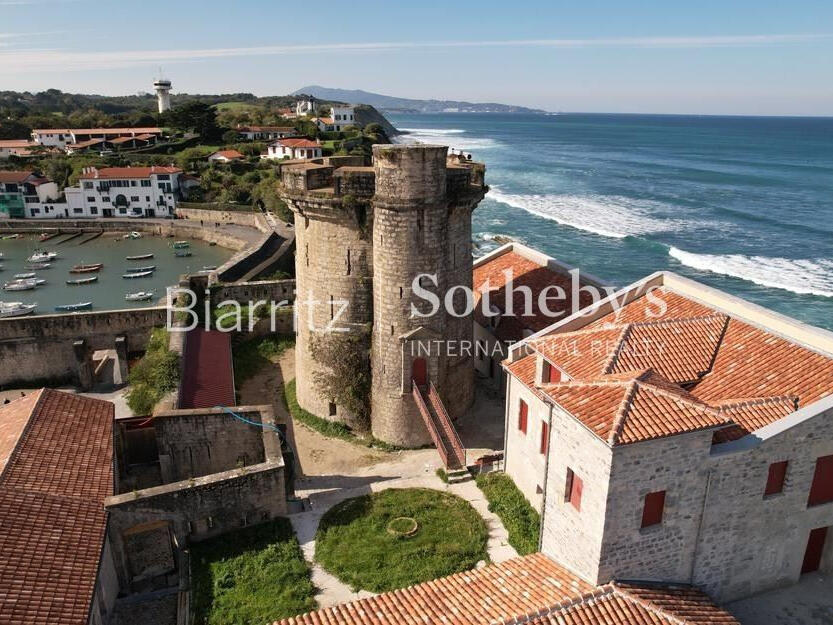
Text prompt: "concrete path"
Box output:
[[289, 469, 518, 609], [726, 571, 833, 624]]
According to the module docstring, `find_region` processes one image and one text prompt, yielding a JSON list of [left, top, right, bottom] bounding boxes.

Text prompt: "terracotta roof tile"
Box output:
[[0, 390, 43, 474], [180, 330, 236, 409], [0, 170, 35, 184], [0, 389, 114, 625], [514, 286, 833, 446], [275, 554, 735, 625], [79, 165, 181, 179]]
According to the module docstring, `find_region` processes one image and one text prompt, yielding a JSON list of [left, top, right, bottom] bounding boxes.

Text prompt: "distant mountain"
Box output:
[[292, 86, 546, 114]]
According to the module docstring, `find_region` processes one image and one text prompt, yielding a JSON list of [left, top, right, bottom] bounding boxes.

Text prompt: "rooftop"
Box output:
[[275, 553, 737, 625], [274, 138, 321, 148], [472, 243, 605, 342], [179, 329, 236, 409], [79, 165, 182, 179], [507, 275, 833, 446], [32, 127, 162, 135], [210, 149, 245, 159], [0, 389, 114, 625], [0, 170, 35, 184]]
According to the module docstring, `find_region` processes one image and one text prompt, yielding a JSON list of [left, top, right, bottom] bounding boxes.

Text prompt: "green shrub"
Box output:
[[126, 328, 179, 416], [475, 472, 540, 555], [232, 334, 295, 384], [191, 518, 315, 625]]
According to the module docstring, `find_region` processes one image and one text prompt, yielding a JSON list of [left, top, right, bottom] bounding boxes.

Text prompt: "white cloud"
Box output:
[[0, 34, 830, 73]]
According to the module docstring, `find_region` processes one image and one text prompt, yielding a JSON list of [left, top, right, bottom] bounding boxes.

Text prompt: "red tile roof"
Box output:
[[275, 553, 737, 625], [210, 149, 245, 160], [0, 170, 35, 184], [0, 389, 114, 625], [473, 250, 596, 342], [79, 165, 182, 179], [511, 286, 833, 446], [0, 140, 37, 149], [276, 138, 320, 148], [238, 125, 296, 133], [33, 127, 161, 135], [179, 330, 236, 409]]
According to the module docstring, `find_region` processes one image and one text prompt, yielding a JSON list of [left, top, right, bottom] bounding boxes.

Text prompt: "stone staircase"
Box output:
[[412, 382, 466, 470]]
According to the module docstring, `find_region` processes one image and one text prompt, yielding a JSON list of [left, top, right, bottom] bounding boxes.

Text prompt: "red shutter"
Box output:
[[764, 461, 788, 496], [808, 455, 833, 507], [571, 474, 583, 511], [540, 421, 549, 454], [518, 399, 528, 434], [641, 491, 666, 527]]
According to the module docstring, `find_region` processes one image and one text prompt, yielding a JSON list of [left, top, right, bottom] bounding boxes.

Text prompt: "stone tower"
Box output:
[[154, 78, 172, 113], [280, 145, 486, 446]]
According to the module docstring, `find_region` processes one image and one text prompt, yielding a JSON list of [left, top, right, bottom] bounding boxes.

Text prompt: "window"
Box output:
[[73, 208, 82, 214], [765, 461, 789, 496], [542, 360, 561, 384], [328, 402, 337, 417], [131, 196, 140, 201], [141, 180, 151, 187], [540, 420, 549, 454], [518, 399, 528, 434], [119, 207, 126, 214], [808, 455, 833, 506], [87, 196, 96, 202], [83, 181, 93, 189], [30, 208, 40, 215], [131, 180, 137, 186], [565, 468, 583, 511], [641, 491, 666, 527], [90, 207, 98, 215]]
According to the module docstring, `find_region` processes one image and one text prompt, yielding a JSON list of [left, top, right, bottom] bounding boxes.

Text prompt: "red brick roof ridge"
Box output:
[[714, 395, 799, 411], [601, 324, 632, 375], [608, 379, 641, 445]]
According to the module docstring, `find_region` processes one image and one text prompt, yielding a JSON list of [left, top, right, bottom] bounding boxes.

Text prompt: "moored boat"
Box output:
[[123, 270, 153, 279], [172, 240, 190, 249], [27, 251, 57, 263], [55, 302, 92, 312], [66, 276, 98, 285], [125, 265, 155, 273], [13, 272, 36, 280], [202, 265, 217, 271], [123, 231, 143, 239], [25, 262, 51, 270], [125, 291, 154, 301], [0, 302, 37, 317], [70, 263, 104, 274], [174, 250, 192, 257], [126, 253, 154, 261], [3, 280, 36, 291]]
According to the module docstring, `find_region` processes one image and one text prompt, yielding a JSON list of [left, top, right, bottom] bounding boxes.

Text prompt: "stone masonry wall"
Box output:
[[694, 405, 833, 602], [541, 404, 613, 584]]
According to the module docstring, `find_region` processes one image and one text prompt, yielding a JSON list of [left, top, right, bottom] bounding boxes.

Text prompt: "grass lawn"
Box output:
[[232, 334, 295, 384], [475, 472, 540, 555], [315, 488, 488, 592], [190, 518, 316, 625]]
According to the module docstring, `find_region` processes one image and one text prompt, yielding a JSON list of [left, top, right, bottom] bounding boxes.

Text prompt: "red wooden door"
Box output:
[[412, 358, 427, 386], [802, 527, 828, 574]]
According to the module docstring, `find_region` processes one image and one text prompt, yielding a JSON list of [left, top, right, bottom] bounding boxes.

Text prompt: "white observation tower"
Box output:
[[153, 76, 172, 113]]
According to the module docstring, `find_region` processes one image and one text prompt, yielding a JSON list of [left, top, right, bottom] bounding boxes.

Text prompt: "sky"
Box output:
[[1, 0, 832, 115]]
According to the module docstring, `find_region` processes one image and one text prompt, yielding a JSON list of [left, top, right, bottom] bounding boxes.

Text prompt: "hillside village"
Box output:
[[0, 82, 832, 625]]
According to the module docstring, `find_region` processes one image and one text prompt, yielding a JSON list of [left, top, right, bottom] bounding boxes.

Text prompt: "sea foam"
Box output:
[[669, 247, 833, 298], [488, 187, 683, 239], [395, 127, 499, 150]]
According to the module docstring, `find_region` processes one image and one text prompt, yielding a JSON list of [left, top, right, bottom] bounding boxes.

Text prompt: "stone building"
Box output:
[[280, 145, 487, 446], [502, 270, 833, 602]]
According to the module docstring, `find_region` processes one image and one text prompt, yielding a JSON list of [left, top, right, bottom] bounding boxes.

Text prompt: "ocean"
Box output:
[[390, 112, 833, 331]]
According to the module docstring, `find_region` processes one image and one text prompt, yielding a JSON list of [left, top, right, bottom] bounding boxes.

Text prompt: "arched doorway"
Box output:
[[412, 358, 427, 387]]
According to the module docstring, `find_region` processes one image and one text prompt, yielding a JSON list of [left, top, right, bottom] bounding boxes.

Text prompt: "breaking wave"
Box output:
[[395, 127, 499, 151], [488, 187, 684, 239], [668, 247, 833, 297]]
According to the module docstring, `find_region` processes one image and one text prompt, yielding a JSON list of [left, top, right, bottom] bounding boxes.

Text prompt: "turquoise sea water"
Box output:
[[391, 113, 833, 331], [0, 234, 230, 313]]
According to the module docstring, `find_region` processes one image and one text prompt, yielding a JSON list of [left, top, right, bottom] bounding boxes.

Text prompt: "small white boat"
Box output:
[[55, 302, 92, 312], [66, 276, 98, 285], [125, 265, 155, 273], [14, 272, 36, 280], [3, 281, 36, 291], [123, 271, 153, 279], [25, 263, 51, 270], [123, 231, 143, 240], [126, 253, 154, 261], [202, 265, 217, 271], [0, 302, 37, 317], [125, 291, 154, 302], [172, 240, 190, 249], [174, 249, 192, 257], [27, 251, 58, 263]]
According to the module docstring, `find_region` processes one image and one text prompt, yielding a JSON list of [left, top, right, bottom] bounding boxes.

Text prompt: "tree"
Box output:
[[222, 129, 241, 144], [43, 156, 73, 190], [310, 329, 372, 427], [0, 119, 30, 139], [163, 101, 221, 140]]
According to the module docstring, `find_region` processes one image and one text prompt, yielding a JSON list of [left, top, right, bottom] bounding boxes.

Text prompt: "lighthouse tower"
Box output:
[[153, 77, 172, 113]]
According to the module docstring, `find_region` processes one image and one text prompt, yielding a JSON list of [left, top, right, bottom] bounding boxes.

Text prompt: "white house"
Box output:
[[31, 127, 163, 151], [330, 105, 356, 131], [264, 138, 322, 160], [294, 97, 317, 116], [0, 170, 60, 218], [311, 117, 335, 133], [207, 149, 245, 163], [236, 125, 297, 141], [0, 139, 42, 159], [58, 166, 183, 218]]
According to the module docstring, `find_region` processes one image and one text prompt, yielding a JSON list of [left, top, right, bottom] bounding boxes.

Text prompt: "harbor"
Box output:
[[0, 232, 231, 314]]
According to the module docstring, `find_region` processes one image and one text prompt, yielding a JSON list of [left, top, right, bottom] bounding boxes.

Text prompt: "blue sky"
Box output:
[[1, 0, 831, 115]]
